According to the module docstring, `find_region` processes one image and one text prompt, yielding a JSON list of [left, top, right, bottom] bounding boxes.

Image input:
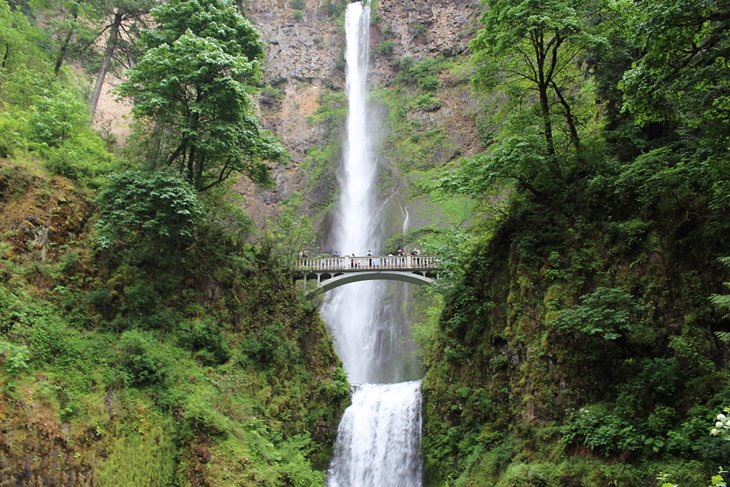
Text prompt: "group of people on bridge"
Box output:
[[297, 247, 426, 270]]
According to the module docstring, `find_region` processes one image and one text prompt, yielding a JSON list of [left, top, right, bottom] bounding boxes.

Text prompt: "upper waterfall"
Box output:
[[320, 0, 383, 385]]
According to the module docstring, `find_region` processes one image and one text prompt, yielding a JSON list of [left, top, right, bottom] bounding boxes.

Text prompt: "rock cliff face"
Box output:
[[243, 0, 483, 229]]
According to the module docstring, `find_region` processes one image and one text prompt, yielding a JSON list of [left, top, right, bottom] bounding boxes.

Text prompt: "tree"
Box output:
[[470, 0, 606, 179], [621, 0, 730, 152], [0, 1, 44, 78], [118, 0, 283, 191], [31, 0, 92, 76], [88, 0, 155, 118]]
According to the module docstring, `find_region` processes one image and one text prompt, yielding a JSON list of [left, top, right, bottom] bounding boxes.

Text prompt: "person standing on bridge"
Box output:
[[411, 247, 420, 266], [367, 250, 373, 268]]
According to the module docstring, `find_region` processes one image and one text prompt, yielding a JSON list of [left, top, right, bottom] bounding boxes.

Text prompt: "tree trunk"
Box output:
[[2, 42, 9, 69], [533, 32, 555, 157], [54, 11, 79, 76], [551, 82, 581, 154], [89, 10, 123, 119], [538, 84, 555, 156]]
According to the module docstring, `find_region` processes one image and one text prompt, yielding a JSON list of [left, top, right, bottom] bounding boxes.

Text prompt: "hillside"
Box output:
[[0, 0, 349, 483]]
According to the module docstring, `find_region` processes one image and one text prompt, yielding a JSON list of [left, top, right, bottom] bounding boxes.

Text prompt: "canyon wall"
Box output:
[[243, 0, 484, 232]]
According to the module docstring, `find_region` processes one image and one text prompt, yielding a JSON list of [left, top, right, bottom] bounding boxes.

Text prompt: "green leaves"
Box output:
[[118, 0, 283, 191], [96, 170, 204, 249], [620, 0, 730, 149], [561, 405, 643, 455], [549, 287, 645, 340]]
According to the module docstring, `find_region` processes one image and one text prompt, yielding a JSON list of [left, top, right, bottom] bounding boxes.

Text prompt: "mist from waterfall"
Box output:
[[323, 2, 423, 486]]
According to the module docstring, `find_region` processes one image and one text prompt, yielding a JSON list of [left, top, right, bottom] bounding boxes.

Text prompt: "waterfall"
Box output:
[[328, 382, 423, 487], [323, 2, 423, 486]]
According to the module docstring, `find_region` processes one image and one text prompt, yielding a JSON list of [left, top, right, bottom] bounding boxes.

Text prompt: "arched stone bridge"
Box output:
[[294, 255, 440, 297]]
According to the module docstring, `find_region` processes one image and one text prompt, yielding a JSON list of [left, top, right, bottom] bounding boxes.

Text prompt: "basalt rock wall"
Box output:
[[243, 0, 483, 230]]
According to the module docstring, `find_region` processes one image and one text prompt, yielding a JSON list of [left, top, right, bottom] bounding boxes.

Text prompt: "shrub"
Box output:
[[549, 287, 645, 340], [0, 340, 30, 374], [44, 132, 116, 185], [415, 93, 441, 111], [29, 314, 79, 366], [117, 330, 169, 387], [561, 405, 643, 455], [411, 23, 428, 39], [96, 171, 204, 250], [0, 111, 30, 157], [0, 287, 29, 334], [418, 74, 439, 92], [321, 0, 347, 18], [28, 90, 88, 148], [178, 318, 230, 366], [376, 40, 395, 57]]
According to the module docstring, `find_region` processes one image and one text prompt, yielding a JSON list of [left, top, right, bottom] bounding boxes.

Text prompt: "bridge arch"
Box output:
[[305, 271, 433, 298], [294, 255, 440, 298]]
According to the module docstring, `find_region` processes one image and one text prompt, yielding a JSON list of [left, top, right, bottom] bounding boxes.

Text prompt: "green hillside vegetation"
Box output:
[[0, 0, 347, 484], [419, 0, 730, 485]]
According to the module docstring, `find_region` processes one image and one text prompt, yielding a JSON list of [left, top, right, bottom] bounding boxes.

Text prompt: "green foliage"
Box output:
[[96, 419, 177, 487], [267, 193, 317, 267], [411, 23, 427, 40], [395, 55, 444, 91], [0, 4, 119, 184], [620, 0, 729, 139], [28, 312, 80, 366], [117, 330, 169, 387], [561, 405, 643, 456], [96, 170, 204, 250], [241, 320, 295, 367], [415, 93, 441, 112], [0, 340, 30, 374], [0, 1, 48, 79], [375, 39, 395, 57], [320, 0, 348, 18], [711, 257, 730, 320], [28, 89, 88, 147], [119, 0, 284, 191], [178, 318, 230, 366], [549, 287, 644, 340], [0, 111, 30, 158]]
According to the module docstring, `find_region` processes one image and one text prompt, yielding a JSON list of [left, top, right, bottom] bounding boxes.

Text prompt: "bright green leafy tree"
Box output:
[[119, 0, 284, 191], [470, 0, 606, 169]]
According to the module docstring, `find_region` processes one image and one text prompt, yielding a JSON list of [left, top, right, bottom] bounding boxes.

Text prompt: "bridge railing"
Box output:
[[295, 255, 439, 272]]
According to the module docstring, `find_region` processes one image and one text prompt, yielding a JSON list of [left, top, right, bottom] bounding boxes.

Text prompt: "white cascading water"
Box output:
[[328, 382, 423, 487], [323, 2, 423, 486]]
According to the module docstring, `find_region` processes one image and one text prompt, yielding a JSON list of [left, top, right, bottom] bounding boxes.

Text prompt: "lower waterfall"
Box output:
[[328, 382, 423, 487]]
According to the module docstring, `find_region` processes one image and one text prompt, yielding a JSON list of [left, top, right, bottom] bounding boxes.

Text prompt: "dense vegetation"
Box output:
[[417, 0, 730, 485], [0, 0, 348, 484]]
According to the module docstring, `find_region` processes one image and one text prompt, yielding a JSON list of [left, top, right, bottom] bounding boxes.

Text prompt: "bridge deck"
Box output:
[[295, 255, 439, 273]]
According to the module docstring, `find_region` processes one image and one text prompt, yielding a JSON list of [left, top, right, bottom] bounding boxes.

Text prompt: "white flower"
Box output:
[[716, 421, 724, 428], [718, 414, 727, 421]]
